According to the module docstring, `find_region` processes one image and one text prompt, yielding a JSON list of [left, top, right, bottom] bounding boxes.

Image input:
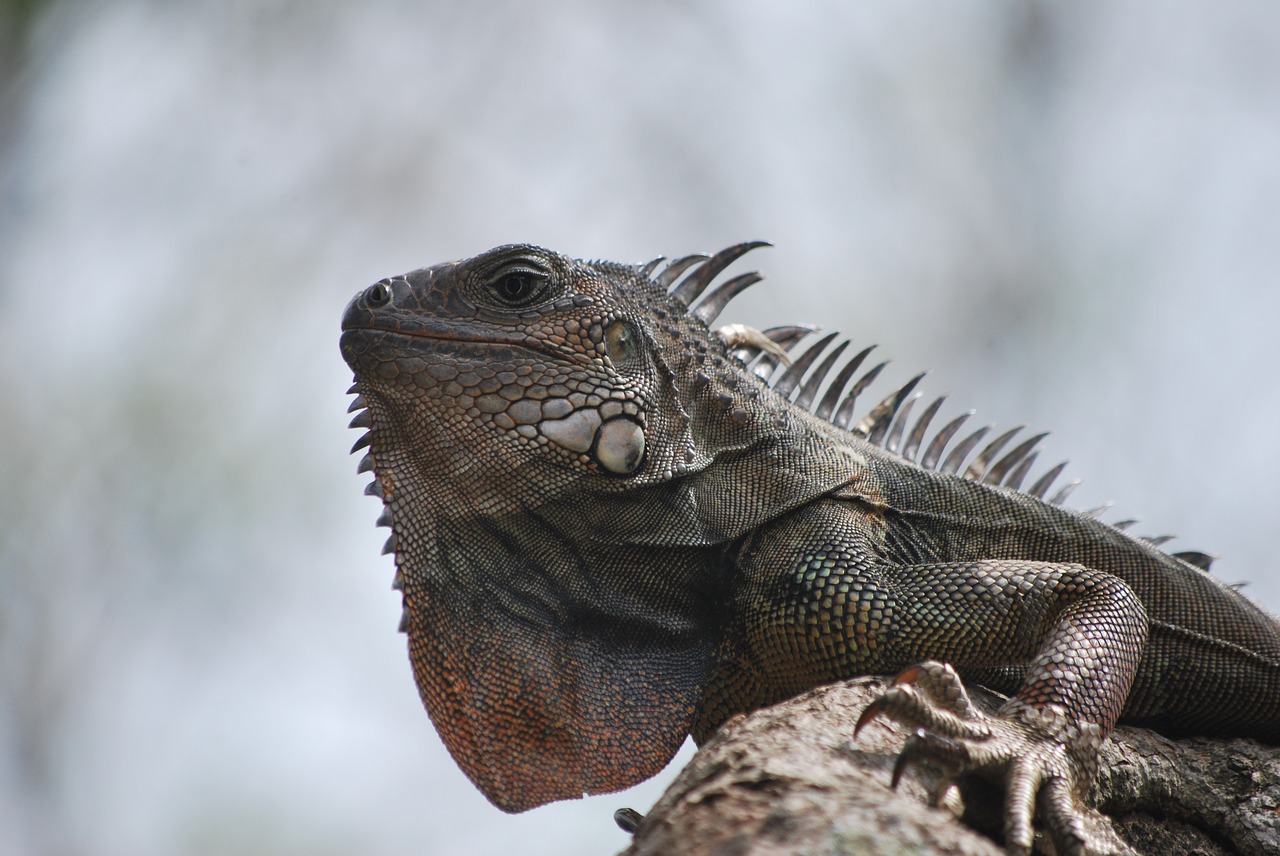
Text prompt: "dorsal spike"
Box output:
[[1112, 519, 1139, 531], [347, 382, 360, 395], [940, 425, 993, 475], [1026, 461, 1069, 499], [718, 324, 793, 366], [349, 410, 372, 430], [1174, 550, 1216, 572], [347, 395, 368, 413], [773, 333, 840, 399], [858, 373, 927, 444], [357, 453, 375, 474], [639, 256, 666, 278], [920, 411, 975, 471], [901, 395, 947, 463], [982, 432, 1048, 485], [1049, 479, 1082, 506], [1144, 535, 1175, 547], [763, 325, 818, 348], [670, 241, 771, 305], [814, 345, 875, 422], [350, 433, 372, 454], [883, 394, 920, 453], [964, 426, 1024, 482], [1083, 502, 1114, 518], [833, 361, 889, 429], [795, 340, 851, 412], [1002, 450, 1038, 491], [694, 272, 764, 324], [749, 326, 816, 377], [654, 254, 709, 289]]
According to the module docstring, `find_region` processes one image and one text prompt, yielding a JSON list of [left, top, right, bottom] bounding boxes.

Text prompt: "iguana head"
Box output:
[[340, 244, 719, 519]]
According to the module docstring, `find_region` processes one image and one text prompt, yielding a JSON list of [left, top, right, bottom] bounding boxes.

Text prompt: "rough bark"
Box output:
[[619, 678, 1280, 856]]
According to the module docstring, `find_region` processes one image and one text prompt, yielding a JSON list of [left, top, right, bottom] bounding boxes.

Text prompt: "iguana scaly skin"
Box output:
[[340, 243, 1280, 854]]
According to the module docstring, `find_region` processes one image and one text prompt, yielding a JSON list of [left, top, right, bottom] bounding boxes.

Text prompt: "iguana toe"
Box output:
[[857, 661, 1133, 856]]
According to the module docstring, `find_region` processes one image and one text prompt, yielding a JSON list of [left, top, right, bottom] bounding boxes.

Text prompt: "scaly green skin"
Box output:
[[340, 244, 1280, 854]]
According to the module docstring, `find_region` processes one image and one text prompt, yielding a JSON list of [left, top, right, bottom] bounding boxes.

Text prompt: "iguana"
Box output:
[[339, 242, 1280, 854]]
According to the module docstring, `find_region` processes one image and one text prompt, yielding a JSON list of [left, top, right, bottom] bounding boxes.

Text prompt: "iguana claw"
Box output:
[[856, 662, 990, 741], [613, 807, 644, 834], [856, 661, 1133, 856]]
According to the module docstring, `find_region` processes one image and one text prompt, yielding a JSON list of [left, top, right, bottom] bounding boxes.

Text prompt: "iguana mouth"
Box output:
[[338, 325, 573, 371], [341, 317, 535, 348]]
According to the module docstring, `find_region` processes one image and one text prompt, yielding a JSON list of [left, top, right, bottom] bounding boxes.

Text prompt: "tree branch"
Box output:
[[620, 678, 1280, 855]]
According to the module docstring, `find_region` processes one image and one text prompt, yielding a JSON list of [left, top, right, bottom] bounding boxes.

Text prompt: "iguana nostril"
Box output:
[[367, 281, 392, 307]]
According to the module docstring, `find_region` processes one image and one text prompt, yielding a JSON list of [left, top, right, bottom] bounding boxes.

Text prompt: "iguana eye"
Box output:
[[605, 320, 638, 365], [366, 282, 392, 307], [491, 270, 548, 306]]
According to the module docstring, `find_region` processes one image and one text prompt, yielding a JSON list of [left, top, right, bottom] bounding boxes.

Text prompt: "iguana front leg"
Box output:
[[861, 558, 1147, 854], [718, 501, 1149, 855]]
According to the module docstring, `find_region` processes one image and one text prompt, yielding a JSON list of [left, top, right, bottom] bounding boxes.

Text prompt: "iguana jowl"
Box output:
[[339, 243, 1280, 854]]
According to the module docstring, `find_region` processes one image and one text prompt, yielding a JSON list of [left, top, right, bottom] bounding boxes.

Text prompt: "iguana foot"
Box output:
[[855, 661, 1132, 856]]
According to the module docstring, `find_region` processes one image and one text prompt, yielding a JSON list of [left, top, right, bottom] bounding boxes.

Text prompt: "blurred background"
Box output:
[[2, 1, 1279, 854]]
